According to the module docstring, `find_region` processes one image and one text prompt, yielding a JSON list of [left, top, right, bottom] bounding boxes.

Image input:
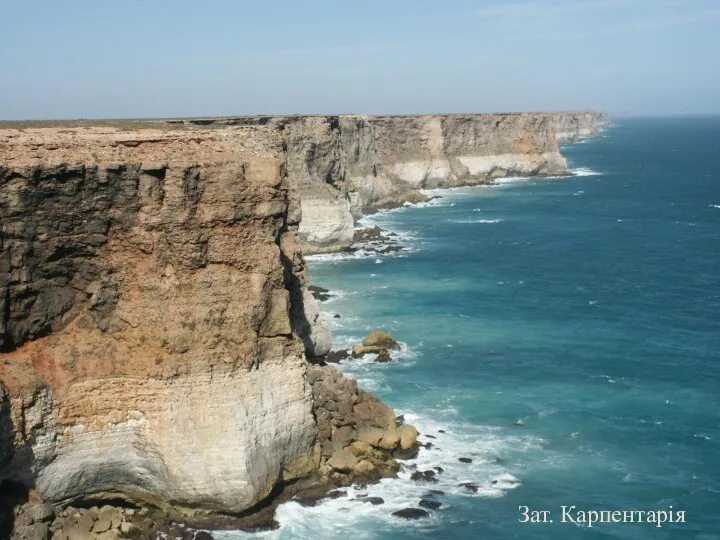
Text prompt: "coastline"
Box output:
[[276, 118, 610, 532], [273, 166, 599, 534], [0, 114, 608, 539]]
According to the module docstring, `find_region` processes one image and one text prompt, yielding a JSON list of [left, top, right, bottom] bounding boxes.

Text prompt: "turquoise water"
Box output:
[[232, 117, 720, 539]]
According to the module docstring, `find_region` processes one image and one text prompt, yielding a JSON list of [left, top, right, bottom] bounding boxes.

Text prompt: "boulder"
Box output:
[[459, 482, 479, 492], [98, 506, 122, 529], [91, 519, 111, 534], [353, 460, 376, 475], [458, 457, 473, 463], [331, 425, 355, 451], [352, 331, 401, 357], [325, 350, 350, 363], [378, 430, 400, 450], [327, 449, 359, 472], [398, 424, 418, 450], [73, 513, 96, 532], [357, 427, 384, 446], [392, 508, 430, 520], [410, 470, 439, 484], [349, 440, 374, 458], [360, 497, 385, 505], [419, 499, 442, 510], [362, 331, 400, 350], [375, 350, 392, 363]]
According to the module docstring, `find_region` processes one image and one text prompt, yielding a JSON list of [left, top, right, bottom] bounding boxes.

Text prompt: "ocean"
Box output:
[[226, 117, 720, 539]]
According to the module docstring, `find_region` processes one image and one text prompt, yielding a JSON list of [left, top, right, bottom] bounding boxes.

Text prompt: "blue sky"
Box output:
[[1, 0, 719, 119]]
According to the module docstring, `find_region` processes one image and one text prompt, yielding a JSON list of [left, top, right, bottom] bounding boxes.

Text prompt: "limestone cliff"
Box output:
[[0, 125, 331, 516], [554, 111, 609, 144], [168, 113, 571, 253], [0, 111, 604, 530]]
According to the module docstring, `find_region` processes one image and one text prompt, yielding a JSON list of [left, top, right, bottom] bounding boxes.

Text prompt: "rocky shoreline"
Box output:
[[0, 112, 607, 539], [3, 361, 421, 539]]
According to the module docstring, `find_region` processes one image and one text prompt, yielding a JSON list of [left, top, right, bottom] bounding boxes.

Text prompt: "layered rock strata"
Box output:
[[0, 125, 391, 530], [0, 110, 604, 535], [554, 111, 609, 143], [166, 113, 573, 252]]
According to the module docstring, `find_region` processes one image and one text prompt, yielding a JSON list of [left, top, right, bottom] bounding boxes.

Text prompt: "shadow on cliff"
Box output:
[[0, 389, 32, 540], [279, 246, 317, 360]]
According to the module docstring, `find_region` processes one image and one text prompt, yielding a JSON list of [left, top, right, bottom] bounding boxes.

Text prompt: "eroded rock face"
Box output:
[[0, 111, 594, 523], [267, 113, 570, 252], [0, 126, 324, 514], [127, 112, 604, 253], [554, 111, 609, 144]]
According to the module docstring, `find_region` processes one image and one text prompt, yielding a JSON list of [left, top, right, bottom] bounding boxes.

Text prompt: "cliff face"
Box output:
[[234, 113, 568, 253], [0, 126, 329, 514], [554, 111, 609, 144], [0, 111, 603, 524]]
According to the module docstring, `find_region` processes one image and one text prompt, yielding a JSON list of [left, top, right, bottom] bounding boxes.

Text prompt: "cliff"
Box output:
[[554, 111, 609, 144], [165, 113, 571, 253], [0, 111, 603, 535], [0, 125, 323, 515], [0, 125, 417, 535]]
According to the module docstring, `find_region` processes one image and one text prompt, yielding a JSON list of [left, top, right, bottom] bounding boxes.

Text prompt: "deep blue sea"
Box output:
[[231, 117, 720, 539]]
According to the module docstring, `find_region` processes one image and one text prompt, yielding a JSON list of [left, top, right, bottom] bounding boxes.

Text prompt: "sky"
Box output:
[[1, 0, 719, 119]]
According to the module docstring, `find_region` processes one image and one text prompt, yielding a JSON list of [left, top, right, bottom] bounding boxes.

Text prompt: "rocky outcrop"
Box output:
[[554, 111, 609, 143], [351, 331, 400, 358], [310, 365, 418, 475], [0, 125, 337, 520]]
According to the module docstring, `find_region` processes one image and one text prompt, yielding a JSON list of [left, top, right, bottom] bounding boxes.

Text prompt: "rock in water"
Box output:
[[410, 471, 439, 484], [362, 331, 401, 350], [352, 330, 401, 357], [325, 350, 350, 363], [419, 499, 443, 510], [392, 508, 430, 520], [398, 425, 418, 450]]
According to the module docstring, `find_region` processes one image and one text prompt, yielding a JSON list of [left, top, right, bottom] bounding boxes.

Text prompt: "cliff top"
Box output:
[[0, 124, 281, 166], [0, 111, 606, 131]]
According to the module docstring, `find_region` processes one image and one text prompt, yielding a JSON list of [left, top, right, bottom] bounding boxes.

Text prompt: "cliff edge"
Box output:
[[0, 110, 605, 535], [0, 126, 414, 534], [166, 113, 572, 253]]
